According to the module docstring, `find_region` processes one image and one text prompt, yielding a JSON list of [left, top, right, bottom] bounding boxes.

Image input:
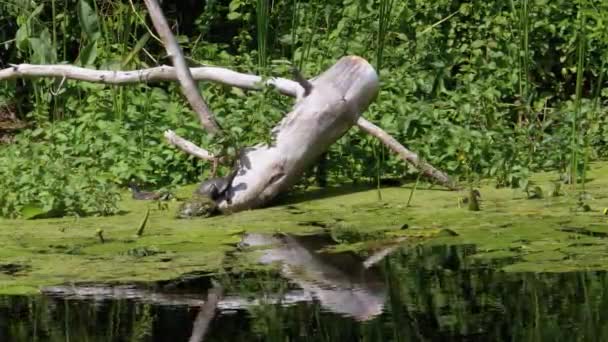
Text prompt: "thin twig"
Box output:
[[128, 0, 162, 43]]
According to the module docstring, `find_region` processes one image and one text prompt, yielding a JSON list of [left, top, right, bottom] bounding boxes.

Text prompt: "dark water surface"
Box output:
[[2, 236, 608, 341]]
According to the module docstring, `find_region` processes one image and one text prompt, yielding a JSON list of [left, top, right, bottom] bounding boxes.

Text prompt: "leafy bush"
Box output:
[[0, 139, 121, 218]]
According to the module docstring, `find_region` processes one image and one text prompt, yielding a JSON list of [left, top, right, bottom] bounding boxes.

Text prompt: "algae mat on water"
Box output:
[[4, 163, 608, 294]]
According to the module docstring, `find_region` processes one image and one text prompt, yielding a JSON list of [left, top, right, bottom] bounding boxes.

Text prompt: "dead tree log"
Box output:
[[215, 56, 379, 212]]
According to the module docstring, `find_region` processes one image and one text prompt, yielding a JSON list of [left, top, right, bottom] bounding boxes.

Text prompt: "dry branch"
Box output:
[[163, 130, 216, 162], [0, 64, 300, 95], [143, 0, 221, 134], [356, 118, 459, 190]]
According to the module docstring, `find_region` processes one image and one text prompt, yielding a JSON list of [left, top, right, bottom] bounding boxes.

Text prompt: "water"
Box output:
[[2, 234, 608, 341]]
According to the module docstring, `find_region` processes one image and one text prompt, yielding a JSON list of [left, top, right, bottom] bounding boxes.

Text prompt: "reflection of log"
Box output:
[[41, 233, 388, 322], [241, 233, 387, 321], [41, 284, 319, 309]]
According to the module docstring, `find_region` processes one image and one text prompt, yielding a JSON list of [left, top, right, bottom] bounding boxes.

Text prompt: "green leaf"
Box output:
[[77, 0, 101, 40], [77, 41, 98, 66], [15, 23, 30, 51], [229, 0, 243, 12], [29, 29, 56, 64], [227, 12, 242, 20]]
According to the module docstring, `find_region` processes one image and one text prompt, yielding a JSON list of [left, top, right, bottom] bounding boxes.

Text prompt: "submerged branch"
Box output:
[[143, 0, 221, 134]]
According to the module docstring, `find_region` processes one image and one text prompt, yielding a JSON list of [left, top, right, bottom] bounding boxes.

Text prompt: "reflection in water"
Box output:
[[2, 242, 608, 341], [239, 233, 386, 321]]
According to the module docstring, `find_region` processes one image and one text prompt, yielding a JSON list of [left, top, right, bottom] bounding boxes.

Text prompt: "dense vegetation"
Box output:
[[1, 0, 608, 217]]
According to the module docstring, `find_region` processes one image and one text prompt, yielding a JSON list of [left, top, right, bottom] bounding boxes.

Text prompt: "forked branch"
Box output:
[[143, 0, 221, 134]]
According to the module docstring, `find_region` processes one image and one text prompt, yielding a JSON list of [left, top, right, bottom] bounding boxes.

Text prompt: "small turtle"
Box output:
[[176, 195, 218, 219], [195, 169, 237, 201], [178, 169, 238, 219]]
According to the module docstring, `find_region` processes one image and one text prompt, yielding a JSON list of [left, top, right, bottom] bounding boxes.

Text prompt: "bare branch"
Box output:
[[356, 117, 459, 190], [143, 0, 221, 134], [0, 64, 300, 96], [164, 130, 216, 162]]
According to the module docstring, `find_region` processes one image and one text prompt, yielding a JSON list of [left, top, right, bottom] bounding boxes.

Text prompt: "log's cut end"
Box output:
[[214, 56, 380, 214]]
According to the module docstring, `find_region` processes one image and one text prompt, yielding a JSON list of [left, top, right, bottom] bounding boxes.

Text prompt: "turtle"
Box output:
[[177, 169, 238, 219], [194, 169, 238, 201], [176, 195, 219, 219]]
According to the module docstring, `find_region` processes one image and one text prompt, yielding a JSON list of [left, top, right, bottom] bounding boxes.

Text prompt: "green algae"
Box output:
[[4, 162, 608, 294]]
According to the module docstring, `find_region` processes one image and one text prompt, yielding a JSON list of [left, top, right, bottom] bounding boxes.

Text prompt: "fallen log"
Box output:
[[216, 55, 380, 213]]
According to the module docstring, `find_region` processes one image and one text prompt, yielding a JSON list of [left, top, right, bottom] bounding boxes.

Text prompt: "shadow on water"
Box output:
[[2, 234, 608, 341]]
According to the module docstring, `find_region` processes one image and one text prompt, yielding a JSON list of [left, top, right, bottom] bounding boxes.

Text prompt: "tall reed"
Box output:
[[572, 1, 586, 190], [374, 0, 395, 200], [510, 0, 530, 126], [256, 0, 270, 71]]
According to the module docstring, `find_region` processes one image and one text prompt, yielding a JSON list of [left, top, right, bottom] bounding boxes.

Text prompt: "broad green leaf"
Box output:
[[15, 23, 30, 51], [227, 12, 242, 20], [77, 0, 101, 40], [77, 41, 98, 66], [29, 29, 56, 64]]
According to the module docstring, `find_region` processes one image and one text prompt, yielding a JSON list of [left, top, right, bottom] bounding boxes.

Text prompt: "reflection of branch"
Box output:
[[363, 237, 410, 269], [143, 0, 222, 134], [189, 285, 223, 342]]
